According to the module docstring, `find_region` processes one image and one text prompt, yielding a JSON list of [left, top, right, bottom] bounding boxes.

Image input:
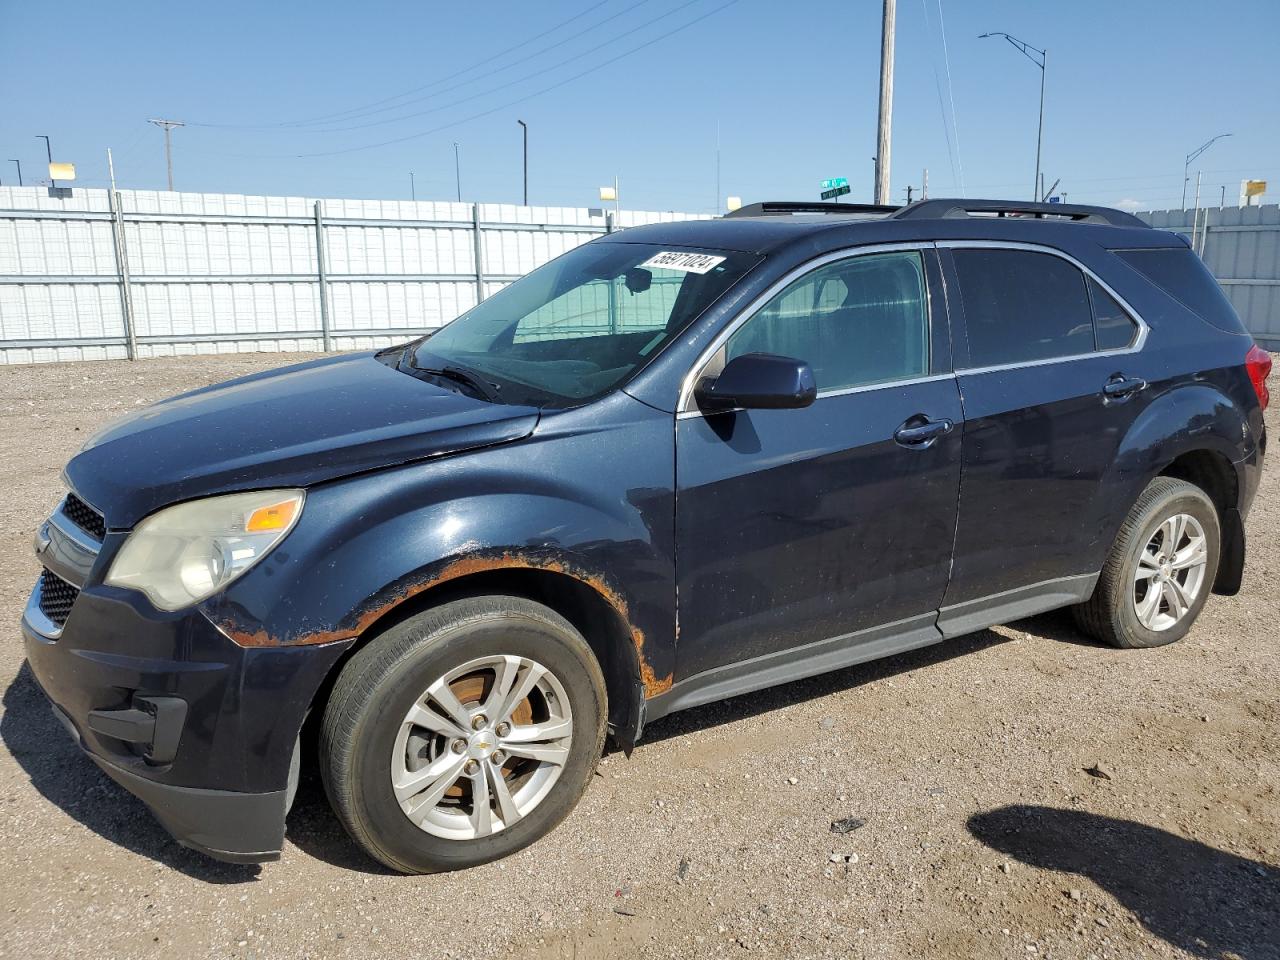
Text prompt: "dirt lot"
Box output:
[[0, 353, 1276, 960]]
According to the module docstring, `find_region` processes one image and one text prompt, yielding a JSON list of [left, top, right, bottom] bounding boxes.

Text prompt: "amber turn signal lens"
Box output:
[[245, 498, 300, 532]]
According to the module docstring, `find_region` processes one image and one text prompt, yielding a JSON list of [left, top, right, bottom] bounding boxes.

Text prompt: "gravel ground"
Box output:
[[0, 353, 1276, 960]]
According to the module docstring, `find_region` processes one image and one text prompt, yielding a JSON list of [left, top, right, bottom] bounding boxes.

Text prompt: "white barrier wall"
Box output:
[[0, 186, 708, 364]]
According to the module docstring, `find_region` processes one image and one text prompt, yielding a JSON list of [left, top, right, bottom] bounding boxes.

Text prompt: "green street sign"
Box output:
[[821, 184, 851, 200], [820, 177, 849, 190]]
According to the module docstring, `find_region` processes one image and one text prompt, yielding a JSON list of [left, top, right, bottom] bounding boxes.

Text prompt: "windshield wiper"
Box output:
[[407, 361, 499, 402]]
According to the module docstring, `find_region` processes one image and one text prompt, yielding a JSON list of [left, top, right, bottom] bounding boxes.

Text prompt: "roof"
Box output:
[[600, 198, 1178, 256]]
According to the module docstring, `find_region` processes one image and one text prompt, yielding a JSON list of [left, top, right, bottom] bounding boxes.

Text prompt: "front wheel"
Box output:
[[319, 596, 607, 873], [1074, 476, 1220, 649]]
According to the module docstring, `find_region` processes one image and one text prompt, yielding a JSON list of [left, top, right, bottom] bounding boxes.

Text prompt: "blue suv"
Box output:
[[22, 199, 1271, 872]]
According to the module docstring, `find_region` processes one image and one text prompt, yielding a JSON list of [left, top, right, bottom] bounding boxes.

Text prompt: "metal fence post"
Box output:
[[108, 189, 138, 360], [472, 202, 485, 304], [314, 200, 331, 351]]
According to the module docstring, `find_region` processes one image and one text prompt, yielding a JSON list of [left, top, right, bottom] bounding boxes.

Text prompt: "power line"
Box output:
[[262, 0, 703, 138], [276, 0, 665, 130], [223, 0, 742, 160], [920, 0, 957, 189], [195, 0, 617, 130], [935, 0, 964, 195]]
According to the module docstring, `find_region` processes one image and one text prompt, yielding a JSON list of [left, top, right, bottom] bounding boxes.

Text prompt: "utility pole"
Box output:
[[409, 171, 416, 201], [516, 120, 528, 206], [453, 142, 462, 202], [873, 0, 896, 205], [922, 167, 928, 200], [1182, 134, 1230, 209], [8, 159, 21, 186], [148, 119, 184, 191], [980, 32, 1046, 201], [37, 135, 54, 188]]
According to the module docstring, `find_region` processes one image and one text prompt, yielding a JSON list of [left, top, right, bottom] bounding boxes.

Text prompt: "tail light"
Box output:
[[1245, 343, 1272, 411]]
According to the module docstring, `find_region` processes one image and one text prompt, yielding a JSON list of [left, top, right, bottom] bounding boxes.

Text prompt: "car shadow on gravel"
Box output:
[[284, 770, 397, 875], [969, 805, 1280, 960], [1, 663, 261, 884]]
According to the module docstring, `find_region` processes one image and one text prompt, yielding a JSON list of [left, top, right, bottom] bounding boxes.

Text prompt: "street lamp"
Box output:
[[8, 159, 21, 186], [517, 120, 528, 206], [980, 32, 1047, 202], [1182, 134, 1231, 210], [453, 142, 462, 202], [37, 135, 54, 188]]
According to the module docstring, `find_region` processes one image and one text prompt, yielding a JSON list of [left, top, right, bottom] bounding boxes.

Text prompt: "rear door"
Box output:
[[937, 242, 1150, 633], [673, 246, 963, 682]]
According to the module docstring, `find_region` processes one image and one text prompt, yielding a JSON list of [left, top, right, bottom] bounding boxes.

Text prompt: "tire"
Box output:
[[1073, 477, 1220, 649], [319, 596, 607, 874]]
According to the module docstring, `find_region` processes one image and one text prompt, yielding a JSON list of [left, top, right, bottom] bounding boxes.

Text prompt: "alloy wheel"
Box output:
[[390, 654, 573, 840], [1132, 512, 1208, 631]]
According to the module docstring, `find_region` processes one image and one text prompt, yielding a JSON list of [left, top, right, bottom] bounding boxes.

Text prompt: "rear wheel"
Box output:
[[1074, 477, 1220, 648], [320, 596, 607, 873]]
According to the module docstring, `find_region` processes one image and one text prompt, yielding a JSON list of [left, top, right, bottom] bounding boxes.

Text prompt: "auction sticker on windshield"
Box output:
[[639, 251, 727, 274]]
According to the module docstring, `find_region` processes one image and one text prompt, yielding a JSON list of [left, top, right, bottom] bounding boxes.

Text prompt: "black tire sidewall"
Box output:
[[1113, 486, 1220, 647], [343, 606, 605, 873]]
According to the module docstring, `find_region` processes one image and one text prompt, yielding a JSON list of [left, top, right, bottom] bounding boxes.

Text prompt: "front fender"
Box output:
[[200, 391, 678, 701]]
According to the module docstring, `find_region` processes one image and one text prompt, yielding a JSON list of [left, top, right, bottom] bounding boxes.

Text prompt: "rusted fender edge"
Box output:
[[207, 548, 674, 698]]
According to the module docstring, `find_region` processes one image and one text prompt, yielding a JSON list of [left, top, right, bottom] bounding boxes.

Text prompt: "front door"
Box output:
[[674, 247, 963, 681]]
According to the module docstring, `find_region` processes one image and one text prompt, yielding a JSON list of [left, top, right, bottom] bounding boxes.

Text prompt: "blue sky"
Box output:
[[2, 0, 1277, 213]]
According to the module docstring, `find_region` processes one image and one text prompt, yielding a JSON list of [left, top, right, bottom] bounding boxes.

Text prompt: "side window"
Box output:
[[1115, 247, 1247, 335], [724, 251, 929, 392], [1088, 278, 1140, 350], [952, 249, 1094, 366]]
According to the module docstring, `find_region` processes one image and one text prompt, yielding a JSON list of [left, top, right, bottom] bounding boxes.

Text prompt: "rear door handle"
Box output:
[[894, 417, 954, 448], [1102, 375, 1147, 400]]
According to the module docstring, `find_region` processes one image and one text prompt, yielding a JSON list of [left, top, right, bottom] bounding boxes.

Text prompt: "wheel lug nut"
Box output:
[[471, 714, 488, 731], [464, 759, 479, 775], [495, 722, 511, 737], [491, 750, 505, 765], [451, 739, 466, 754]]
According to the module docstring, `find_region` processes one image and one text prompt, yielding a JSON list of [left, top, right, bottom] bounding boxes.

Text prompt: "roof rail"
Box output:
[[724, 201, 900, 219], [891, 198, 1148, 228]]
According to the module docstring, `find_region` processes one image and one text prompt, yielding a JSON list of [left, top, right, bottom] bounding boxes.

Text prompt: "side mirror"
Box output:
[[694, 352, 817, 412]]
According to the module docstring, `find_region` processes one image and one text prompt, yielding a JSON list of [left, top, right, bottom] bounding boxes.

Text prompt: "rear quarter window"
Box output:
[[1115, 247, 1248, 336]]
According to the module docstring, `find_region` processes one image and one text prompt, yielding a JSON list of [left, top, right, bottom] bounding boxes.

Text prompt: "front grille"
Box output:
[[38, 569, 80, 627], [63, 493, 106, 541]]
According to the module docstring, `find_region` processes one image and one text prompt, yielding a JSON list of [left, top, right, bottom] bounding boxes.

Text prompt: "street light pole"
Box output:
[[516, 120, 528, 206], [979, 32, 1047, 201], [1181, 133, 1232, 210], [8, 160, 21, 186], [453, 142, 462, 202], [37, 135, 54, 188], [410, 171, 416, 201]]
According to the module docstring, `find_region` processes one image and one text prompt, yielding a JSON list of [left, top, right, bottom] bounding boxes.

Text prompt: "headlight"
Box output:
[[106, 490, 304, 611]]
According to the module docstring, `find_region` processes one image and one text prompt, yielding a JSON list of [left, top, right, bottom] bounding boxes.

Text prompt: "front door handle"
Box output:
[[894, 416, 954, 448], [1102, 375, 1147, 401]]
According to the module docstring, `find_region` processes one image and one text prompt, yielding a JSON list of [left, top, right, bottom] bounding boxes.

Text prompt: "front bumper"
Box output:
[[22, 572, 351, 864]]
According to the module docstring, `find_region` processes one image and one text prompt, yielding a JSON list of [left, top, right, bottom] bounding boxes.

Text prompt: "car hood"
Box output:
[[65, 352, 540, 528]]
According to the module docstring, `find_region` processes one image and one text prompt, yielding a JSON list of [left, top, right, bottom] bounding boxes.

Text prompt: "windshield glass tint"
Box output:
[[409, 241, 756, 406]]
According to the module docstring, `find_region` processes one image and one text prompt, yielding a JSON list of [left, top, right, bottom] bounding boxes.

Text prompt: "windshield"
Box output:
[[396, 241, 757, 407]]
